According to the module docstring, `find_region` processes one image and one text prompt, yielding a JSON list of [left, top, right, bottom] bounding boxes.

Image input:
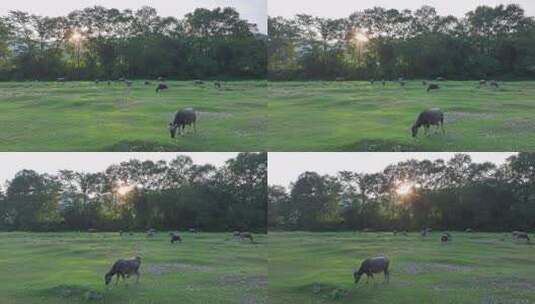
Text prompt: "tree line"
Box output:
[[0, 153, 267, 232], [269, 153, 535, 232], [0, 6, 266, 81], [268, 4, 535, 80]]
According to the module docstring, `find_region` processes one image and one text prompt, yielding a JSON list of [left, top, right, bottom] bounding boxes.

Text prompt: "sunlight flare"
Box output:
[[396, 182, 413, 196], [69, 31, 84, 45], [354, 31, 369, 43], [116, 184, 134, 196]]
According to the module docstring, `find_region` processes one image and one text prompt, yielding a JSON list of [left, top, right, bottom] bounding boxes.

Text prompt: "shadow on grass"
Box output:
[[103, 140, 183, 152], [339, 139, 419, 152], [297, 282, 350, 301], [41, 285, 104, 301]]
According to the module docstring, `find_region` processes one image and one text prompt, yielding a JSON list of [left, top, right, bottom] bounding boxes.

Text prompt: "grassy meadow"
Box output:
[[3, 80, 535, 151], [269, 232, 535, 304], [268, 80, 535, 151], [0, 81, 267, 151], [0, 232, 267, 304]]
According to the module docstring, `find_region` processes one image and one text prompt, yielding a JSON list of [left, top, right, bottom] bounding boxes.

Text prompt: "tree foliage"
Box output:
[[0, 153, 267, 232], [269, 153, 535, 232], [0, 6, 266, 80], [269, 4, 535, 80]]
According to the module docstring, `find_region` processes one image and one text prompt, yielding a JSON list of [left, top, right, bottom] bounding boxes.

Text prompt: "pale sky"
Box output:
[[268, 0, 535, 18], [268, 152, 516, 187], [0, 0, 267, 33], [0, 152, 238, 185]]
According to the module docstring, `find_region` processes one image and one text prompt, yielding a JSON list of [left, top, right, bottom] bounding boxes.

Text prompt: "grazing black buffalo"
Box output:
[[427, 84, 440, 92], [513, 231, 530, 242], [239, 232, 254, 243], [170, 233, 182, 244], [105, 257, 141, 286], [169, 108, 197, 138], [353, 256, 390, 285], [156, 83, 168, 93], [412, 108, 445, 138]]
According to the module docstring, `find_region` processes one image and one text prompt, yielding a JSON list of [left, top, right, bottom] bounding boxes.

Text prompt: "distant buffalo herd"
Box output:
[[369, 78, 502, 139], [51, 76, 507, 140], [352, 228, 529, 286], [367, 77, 504, 139], [104, 229, 256, 286], [53, 77, 230, 140]]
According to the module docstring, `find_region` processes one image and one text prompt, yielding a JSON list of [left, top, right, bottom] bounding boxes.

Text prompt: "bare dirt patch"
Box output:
[[445, 111, 496, 124], [481, 294, 531, 304], [145, 263, 212, 275], [475, 277, 535, 290], [198, 111, 233, 119], [240, 294, 268, 304], [432, 276, 535, 292], [218, 274, 267, 289], [500, 103, 535, 110], [503, 119, 535, 132], [404, 262, 474, 274]]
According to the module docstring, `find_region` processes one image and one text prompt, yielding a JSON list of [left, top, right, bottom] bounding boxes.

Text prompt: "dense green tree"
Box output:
[[0, 153, 266, 232], [268, 185, 291, 229], [269, 4, 535, 80], [288, 172, 341, 230], [270, 153, 535, 232], [0, 6, 266, 80], [3, 170, 61, 230]]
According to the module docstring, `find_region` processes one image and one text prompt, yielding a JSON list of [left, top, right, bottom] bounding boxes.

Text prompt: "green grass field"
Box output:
[[0, 232, 267, 304], [268, 81, 535, 151], [269, 232, 535, 304], [3, 80, 535, 151], [0, 81, 267, 151]]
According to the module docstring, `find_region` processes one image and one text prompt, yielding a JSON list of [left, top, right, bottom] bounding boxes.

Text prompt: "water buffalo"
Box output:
[[239, 232, 254, 243], [427, 84, 440, 92], [169, 108, 197, 138], [105, 256, 141, 285], [513, 231, 530, 242], [156, 83, 168, 93], [411, 108, 445, 138], [170, 233, 182, 244], [353, 256, 390, 285]]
